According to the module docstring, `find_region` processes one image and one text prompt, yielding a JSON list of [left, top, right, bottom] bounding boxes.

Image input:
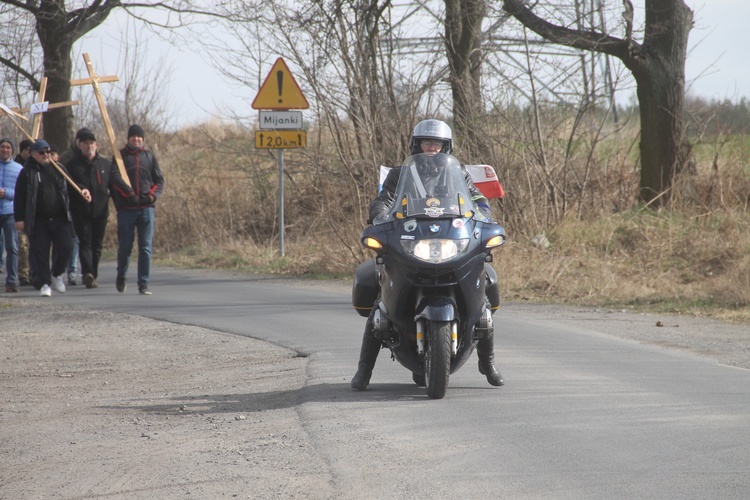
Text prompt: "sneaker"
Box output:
[[19, 277, 31, 287], [138, 285, 152, 296], [68, 272, 77, 286], [116, 276, 126, 293], [51, 275, 66, 293], [83, 273, 98, 289], [5, 284, 18, 293], [40, 284, 52, 297]]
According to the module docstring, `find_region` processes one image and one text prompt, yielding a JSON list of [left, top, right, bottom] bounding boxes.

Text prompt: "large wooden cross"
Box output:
[[70, 53, 131, 188]]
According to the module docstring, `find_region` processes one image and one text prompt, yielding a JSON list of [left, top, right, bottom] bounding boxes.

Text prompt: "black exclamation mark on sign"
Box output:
[[277, 71, 283, 104]]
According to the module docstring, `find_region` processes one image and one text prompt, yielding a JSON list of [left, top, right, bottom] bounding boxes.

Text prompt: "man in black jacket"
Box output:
[[109, 125, 165, 295], [66, 128, 133, 289], [14, 140, 91, 297]]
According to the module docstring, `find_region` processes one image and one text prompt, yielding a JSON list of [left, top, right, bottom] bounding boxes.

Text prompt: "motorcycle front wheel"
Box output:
[[424, 320, 451, 399]]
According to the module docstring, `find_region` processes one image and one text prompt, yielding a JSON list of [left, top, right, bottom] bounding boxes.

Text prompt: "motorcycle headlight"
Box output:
[[401, 238, 470, 263]]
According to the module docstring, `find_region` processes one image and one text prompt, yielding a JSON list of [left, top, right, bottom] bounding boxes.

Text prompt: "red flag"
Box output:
[[465, 165, 505, 199]]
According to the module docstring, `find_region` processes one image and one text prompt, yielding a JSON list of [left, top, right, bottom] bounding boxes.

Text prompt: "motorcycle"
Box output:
[[352, 153, 506, 399]]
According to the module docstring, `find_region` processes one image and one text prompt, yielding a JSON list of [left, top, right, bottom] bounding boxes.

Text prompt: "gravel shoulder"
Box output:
[[0, 297, 333, 499], [1, 283, 748, 498]]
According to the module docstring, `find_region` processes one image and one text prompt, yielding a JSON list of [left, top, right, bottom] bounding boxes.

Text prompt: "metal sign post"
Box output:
[[278, 149, 284, 256], [252, 57, 309, 257]]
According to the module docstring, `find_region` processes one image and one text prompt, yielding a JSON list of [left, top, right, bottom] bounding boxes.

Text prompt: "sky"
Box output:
[[76, 1, 750, 126]]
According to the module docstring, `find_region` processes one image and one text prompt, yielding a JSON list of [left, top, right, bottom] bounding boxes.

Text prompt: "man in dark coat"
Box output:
[[109, 125, 165, 295], [14, 140, 90, 297], [66, 128, 133, 288]]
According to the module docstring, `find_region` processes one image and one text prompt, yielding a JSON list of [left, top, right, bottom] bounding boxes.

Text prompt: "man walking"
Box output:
[[110, 125, 164, 295], [0, 138, 23, 292], [14, 140, 90, 297], [66, 128, 131, 289]]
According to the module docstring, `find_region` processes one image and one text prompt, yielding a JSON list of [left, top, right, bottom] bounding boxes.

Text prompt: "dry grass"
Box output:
[[139, 122, 750, 323]]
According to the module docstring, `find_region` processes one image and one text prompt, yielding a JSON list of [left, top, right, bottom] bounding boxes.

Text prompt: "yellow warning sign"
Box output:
[[252, 58, 309, 110]]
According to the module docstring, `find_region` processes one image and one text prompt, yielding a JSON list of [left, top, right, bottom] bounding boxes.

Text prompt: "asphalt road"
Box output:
[[41, 264, 750, 498]]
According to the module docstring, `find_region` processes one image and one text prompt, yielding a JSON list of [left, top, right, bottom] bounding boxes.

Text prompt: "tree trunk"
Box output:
[[631, 1, 693, 206], [445, 0, 492, 163], [40, 42, 75, 150], [35, 1, 75, 149], [501, 0, 694, 207]]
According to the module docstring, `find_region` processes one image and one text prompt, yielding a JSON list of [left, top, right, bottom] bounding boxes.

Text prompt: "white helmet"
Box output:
[[409, 119, 453, 155]]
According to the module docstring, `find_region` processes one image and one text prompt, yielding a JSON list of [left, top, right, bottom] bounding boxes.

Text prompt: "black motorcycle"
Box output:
[[353, 153, 506, 399]]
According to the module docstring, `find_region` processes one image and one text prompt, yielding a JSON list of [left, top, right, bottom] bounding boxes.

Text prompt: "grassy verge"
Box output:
[[151, 206, 750, 324]]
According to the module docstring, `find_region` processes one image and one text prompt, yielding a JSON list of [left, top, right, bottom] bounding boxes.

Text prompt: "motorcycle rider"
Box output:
[[351, 119, 505, 390]]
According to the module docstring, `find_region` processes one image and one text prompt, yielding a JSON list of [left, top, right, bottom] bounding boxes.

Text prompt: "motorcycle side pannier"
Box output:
[[352, 259, 379, 317]]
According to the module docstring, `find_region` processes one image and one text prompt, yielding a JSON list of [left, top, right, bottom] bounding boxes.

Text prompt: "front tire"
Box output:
[[424, 320, 451, 399]]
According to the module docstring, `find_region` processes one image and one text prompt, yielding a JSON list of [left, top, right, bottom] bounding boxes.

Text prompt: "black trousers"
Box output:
[[30, 217, 74, 288], [72, 210, 109, 279]]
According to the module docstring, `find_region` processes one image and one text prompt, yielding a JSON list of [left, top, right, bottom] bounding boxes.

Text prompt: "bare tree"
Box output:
[[444, 0, 493, 163], [502, 0, 693, 207]]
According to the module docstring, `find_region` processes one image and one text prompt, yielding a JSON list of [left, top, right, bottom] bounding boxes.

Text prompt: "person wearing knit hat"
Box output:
[[110, 124, 164, 295], [1, 137, 16, 153], [48, 144, 60, 163], [0, 138, 23, 292], [15, 139, 32, 166], [127, 125, 145, 139]]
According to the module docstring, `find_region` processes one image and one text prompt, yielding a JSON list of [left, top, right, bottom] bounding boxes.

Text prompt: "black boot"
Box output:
[[351, 324, 382, 391], [476, 336, 504, 386]]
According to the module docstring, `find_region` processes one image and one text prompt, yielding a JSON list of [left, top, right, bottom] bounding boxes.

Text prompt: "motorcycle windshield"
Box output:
[[374, 153, 482, 224]]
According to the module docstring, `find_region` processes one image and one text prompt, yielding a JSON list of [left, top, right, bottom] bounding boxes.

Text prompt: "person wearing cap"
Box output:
[[0, 138, 23, 292], [109, 124, 164, 295], [13, 139, 92, 297], [66, 128, 132, 289]]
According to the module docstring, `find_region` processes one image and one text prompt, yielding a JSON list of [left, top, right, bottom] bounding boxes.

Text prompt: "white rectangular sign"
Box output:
[[259, 110, 303, 130], [30, 102, 49, 114]]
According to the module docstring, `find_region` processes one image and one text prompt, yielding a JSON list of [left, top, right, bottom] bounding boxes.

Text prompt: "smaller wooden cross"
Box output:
[[70, 53, 131, 188], [10, 77, 80, 139], [0, 102, 31, 145], [0, 101, 85, 198], [0, 102, 29, 127]]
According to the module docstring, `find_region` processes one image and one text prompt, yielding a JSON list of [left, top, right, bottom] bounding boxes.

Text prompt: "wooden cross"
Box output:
[[0, 102, 30, 132], [10, 77, 80, 139], [0, 101, 85, 197], [70, 53, 131, 188]]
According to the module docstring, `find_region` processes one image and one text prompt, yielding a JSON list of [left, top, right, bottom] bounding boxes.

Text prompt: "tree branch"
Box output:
[[0, 54, 41, 91], [502, 0, 636, 65], [120, 1, 229, 19], [0, 0, 36, 13], [66, 0, 120, 40]]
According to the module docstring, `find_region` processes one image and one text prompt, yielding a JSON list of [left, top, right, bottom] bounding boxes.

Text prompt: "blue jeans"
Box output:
[[117, 208, 154, 287], [68, 236, 79, 275], [0, 215, 18, 286]]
